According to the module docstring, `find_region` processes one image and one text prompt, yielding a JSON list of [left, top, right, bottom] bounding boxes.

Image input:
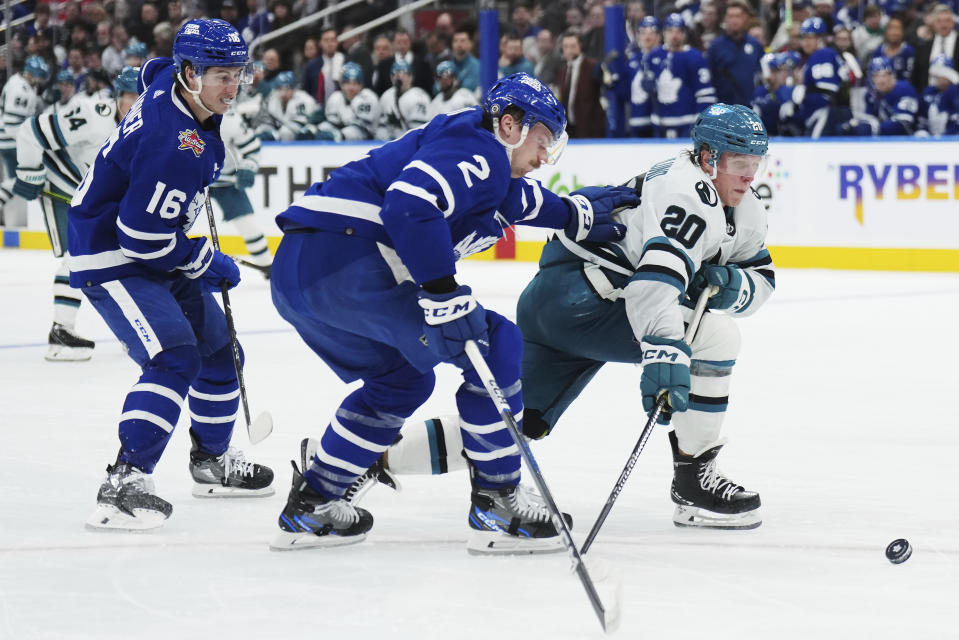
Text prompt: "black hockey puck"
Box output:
[[885, 538, 912, 564]]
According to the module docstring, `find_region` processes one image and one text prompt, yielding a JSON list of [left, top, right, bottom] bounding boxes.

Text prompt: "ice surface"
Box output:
[[1, 248, 957, 639]]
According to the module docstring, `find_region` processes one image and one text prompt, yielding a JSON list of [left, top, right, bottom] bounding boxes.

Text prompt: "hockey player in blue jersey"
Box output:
[[626, 16, 661, 137], [646, 13, 716, 138], [792, 17, 850, 137], [917, 55, 959, 136], [69, 19, 274, 531], [751, 52, 797, 136], [840, 56, 919, 136], [268, 72, 640, 553]]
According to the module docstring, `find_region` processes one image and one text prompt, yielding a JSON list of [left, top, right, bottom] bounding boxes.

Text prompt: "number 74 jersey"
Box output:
[[609, 152, 775, 341]]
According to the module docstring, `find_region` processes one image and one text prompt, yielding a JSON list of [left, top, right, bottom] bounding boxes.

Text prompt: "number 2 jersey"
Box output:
[[276, 106, 575, 286], [67, 57, 225, 287], [565, 152, 775, 342]]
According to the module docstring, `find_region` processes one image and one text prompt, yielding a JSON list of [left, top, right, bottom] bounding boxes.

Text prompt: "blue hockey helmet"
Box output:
[[485, 72, 567, 164], [125, 41, 148, 59], [779, 50, 802, 69], [391, 59, 412, 75], [435, 60, 456, 77], [929, 54, 959, 83], [274, 70, 297, 88], [868, 55, 894, 76], [799, 17, 827, 36], [56, 68, 75, 85], [341, 61, 364, 84], [692, 103, 768, 173], [173, 19, 252, 82], [115, 66, 140, 95], [639, 15, 660, 31], [664, 13, 686, 30], [24, 56, 50, 81]]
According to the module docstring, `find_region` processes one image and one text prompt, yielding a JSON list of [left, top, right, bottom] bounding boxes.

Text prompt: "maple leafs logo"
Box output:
[[177, 129, 205, 157], [656, 68, 681, 105], [453, 231, 499, 260]]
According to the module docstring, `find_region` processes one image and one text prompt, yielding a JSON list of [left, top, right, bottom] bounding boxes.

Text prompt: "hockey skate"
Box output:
[[46, 322, 94, 362], [189, 430, 275, 498], [669, 431, 761, 530], [300, 437, 401, 505], [85, 462, 173, 531], [270, 461, 374, 551], [467, 474, 573, 555]]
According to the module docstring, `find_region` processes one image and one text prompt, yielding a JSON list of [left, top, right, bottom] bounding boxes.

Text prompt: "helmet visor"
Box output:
[[525, 122, 568, 165], [717, 152, 766, 179], [202, 62, 254, 87]]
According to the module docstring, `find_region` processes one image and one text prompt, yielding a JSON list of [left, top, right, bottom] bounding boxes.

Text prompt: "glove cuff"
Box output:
[[16, 167, 45, 184], [563, 194, 594, 242], [178, 237, 215, 279], [417, 289, 478, 326], [640, 336, 691, 367]]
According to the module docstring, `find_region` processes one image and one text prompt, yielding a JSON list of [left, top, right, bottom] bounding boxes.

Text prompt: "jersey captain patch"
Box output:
[[177, 129, 205, 157]]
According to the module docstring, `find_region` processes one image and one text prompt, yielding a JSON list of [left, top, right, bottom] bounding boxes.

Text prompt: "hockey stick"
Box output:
[[464, 340, 621, 634], [204, 193, 274, 444], [42, 189, 72, 204], [230, 254, 271, 278], [580, 284, 717, 555]]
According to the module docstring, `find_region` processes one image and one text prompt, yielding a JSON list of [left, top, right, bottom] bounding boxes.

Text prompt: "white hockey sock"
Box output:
[[231, 214, 271, 265], [387, 415, 467, 475], [52, 258, 81, 329]]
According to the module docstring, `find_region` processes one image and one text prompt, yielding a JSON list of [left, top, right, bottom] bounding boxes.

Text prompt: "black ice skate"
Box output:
[[467, 463, 573, 555], [669, 430, 761, 530], [189, 430, 275, 498], [270, 461, 374, 551], [300, 437, 401, 505], [46, 322, 94, 362], [85, 462, 173, 531]]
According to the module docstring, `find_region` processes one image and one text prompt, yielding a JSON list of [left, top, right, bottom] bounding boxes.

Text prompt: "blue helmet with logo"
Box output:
[[274, 70, 297, 88], [341, 61, 364, 84], [173, 19, 250, 77], [664, 13, 685, 30], [868, 55, 894, 76], [639, 16, 660, 31], [779, 50, 801, 69], [115, 66, 140, 95], [799, 17, 827, 36], [436, 60, 456, 77], [692, 103, 768, 168], [125, 41, 148, 59], [485, 72, 566, 142], [24, 56, 50, 80], [391, 59, 412, 75]]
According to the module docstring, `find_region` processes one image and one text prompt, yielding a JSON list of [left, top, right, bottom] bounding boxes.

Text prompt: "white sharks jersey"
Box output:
[[17, 93, 119, 194], [213, 107, 260, 187], [427, 88, 478, 119], [324, 88, 380, 140], [376, 86, 430, 140], [1, 73, 41, 151], [259, 89, 319, 141], [567, 151, 775, 342]]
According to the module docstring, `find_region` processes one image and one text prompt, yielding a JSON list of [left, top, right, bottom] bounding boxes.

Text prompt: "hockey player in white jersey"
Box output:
[[427, 60, 478, 119], [376, 59, 430, 140], [209, 105, 273, 276], [5, 67, 140, 361], [42, 69, 79, 114], [366, 104, 773, 531], [317, 61, 380, 141], [256, 71, 322, 141], [268, 73, 639, 552], [0, 56, 49, 224]]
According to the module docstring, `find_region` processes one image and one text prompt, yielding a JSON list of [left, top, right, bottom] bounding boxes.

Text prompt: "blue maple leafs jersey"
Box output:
[[643, 46, 716, 134], [862, 80, 919, 135], [798, 48, 845, 125], [67, 58, 225, 287], [276, 106, 573, 284], [627, 47, 652, 135], [919, 83, 959, 135]]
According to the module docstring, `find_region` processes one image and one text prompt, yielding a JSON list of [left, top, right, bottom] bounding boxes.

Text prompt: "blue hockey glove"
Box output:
[[689, 263, 752, 312], [563, 185, 638, 243], [13, 166, 45, 201], [640, 335, 691, 424], [417, 284, 489, 368], [235, 169, 256, 189], [179, 237, 241, 292]]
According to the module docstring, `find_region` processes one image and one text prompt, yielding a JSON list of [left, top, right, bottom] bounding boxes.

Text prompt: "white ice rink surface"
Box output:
[[1, 248, 957, 640]]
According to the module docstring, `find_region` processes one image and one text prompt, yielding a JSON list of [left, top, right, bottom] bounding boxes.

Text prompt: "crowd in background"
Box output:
[[2, 0, 959, 146]]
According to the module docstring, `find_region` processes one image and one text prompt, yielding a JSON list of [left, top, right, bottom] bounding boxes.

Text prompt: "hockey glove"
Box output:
[[178, 237, 241, 292], [640, 335, 691, 425], [13, 166, 45, 201], [563, 185, 638, 243], [417, 284, 489, 368], [235, 169, 256, 189], [689, 264, 752, 312]]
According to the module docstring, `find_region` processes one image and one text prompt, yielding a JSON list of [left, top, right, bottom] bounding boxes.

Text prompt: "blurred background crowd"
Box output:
[[2, 0, 958, 146]]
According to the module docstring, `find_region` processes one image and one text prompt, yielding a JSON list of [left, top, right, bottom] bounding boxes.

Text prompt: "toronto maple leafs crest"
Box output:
[[177, 129, 205, 157], [453, 231, 499, 260]]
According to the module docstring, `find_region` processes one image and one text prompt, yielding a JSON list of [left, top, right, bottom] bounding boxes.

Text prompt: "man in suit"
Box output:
[[558, 31, 606, 138], [392, 29, 434, 94], [912, 4, 959, 91]]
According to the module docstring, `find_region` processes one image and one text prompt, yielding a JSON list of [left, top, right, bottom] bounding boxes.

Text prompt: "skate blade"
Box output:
[[672, 505, 762, 530], [269, 530, 367, 551], [192, 483, 275, 498], [85, 504, 168, 531], [45, 345, 93, 362], [466, 530, 566, 556]]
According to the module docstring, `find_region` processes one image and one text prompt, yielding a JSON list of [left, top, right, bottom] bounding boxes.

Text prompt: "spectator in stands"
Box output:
[[434, 12, 455, 40], [65, 45, 88, 88], [163, 1, 186, 31], [268, 0, 298, 66], [220, 0, 242, 28], [870, 16, 915, 82], [102, 24, 129, 75], [770, 0, 812, 51], [450, 29, 480, 94], [342, 27, 375, 90], [425, 31, 452, 70], [392, 29, 433, 94], [240, 0, 272, 44], [694, 2, 724, 52], [565, 5, 586, 35], [581, 4, 605, 60], [129, 1, 159, 51], [852, 5, 885, 68], [371, 34, 394, 95], [499, 35, 534, 78], [295, 37, 319, 81], [152, 23, 175, 58], [259, 47, 284, 96], [835, 0, 865, 31], [533, 29, 563, 93], [558, 31, 606, 138], [510, 1, 541, 60], [303, 27, 344, 105], [625, 0, 647, 48], [916, 54, 959, 135], [912, 4, 959, 91], [708, 0, 763, 107]]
